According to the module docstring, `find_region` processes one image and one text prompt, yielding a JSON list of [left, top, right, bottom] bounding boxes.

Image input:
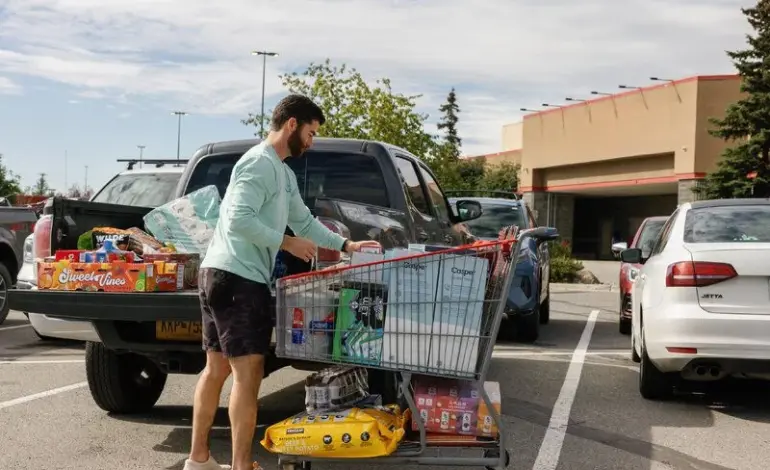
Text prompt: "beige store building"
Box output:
[[473, 73, 743, 260]]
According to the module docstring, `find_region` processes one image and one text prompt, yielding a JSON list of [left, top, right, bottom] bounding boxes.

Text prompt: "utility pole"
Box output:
[[64, 150, 68, 191], [84, 165, 88, 192], [171, 111, 188, 163], [137, 145, 145, 169], [251, 50, 279, 138]]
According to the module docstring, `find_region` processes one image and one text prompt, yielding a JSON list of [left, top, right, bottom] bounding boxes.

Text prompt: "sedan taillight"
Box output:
[[665, 261, 737, 287]]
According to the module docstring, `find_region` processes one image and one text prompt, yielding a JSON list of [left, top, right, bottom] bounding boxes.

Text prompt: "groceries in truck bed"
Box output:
[[142, 185, 221, 256], [37, 258, 184, 292]]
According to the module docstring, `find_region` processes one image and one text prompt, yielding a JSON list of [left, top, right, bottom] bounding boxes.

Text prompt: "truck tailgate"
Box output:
[[9, 289, 200, 321]]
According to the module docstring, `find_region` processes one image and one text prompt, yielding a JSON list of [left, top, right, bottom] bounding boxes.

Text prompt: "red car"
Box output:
[[613, 216, 668, 335]]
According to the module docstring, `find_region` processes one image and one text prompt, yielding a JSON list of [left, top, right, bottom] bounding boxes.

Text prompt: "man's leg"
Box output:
[[190, 350, 232, 463], [185, 267, 233, 470], [228, 354, 265, 470]]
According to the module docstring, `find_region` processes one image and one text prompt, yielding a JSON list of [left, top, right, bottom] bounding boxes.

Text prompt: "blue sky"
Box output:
[[0, 0, 752, 194]]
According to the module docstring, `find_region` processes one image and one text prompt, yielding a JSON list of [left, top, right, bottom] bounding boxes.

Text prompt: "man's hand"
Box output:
[[345, 240, 382, 254], [281, 236, 317, 262]]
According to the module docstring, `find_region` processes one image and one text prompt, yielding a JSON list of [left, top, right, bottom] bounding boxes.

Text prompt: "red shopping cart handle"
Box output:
[[277, 238, 516, 284]]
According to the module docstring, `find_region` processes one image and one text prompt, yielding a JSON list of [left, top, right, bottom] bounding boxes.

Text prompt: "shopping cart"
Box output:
[[273, 227, 558, 470]]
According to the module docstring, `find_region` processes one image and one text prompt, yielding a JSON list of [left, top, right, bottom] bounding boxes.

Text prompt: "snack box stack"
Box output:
[[37, 258, 184, 292], [411, 377, 501, 438]]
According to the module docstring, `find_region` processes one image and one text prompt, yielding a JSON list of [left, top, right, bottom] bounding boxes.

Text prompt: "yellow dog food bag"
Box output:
[[261, 404, 407, 458]]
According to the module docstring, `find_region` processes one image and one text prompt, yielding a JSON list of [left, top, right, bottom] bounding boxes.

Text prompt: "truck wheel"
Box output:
[[539, 288, 550, 325], [85, 342, 167, 414], [513, 309, 540, 343], [0, 262, 11, 325]]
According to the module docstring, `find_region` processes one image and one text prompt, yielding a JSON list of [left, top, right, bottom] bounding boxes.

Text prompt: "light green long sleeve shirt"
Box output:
[[201, 142, 346, 285]]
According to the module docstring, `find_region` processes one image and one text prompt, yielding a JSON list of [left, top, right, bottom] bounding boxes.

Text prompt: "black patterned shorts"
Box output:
[[198, 267, 273, 358]]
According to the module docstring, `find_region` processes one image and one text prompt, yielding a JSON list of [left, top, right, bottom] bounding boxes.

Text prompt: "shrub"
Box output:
[[548, 240, 584, 283]]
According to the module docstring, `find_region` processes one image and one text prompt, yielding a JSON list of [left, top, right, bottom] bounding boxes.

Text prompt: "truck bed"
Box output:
[[9, 289, 200, 321]]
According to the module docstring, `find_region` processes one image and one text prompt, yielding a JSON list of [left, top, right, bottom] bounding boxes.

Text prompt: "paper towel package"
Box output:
[[142, 185, 221, 257], [282, 286, 338, 359], [430, 254, 489, 375], [381, 248, 441, 371]]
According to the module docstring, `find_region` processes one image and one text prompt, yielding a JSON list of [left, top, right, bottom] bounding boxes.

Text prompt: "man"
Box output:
[[183, 94, 381, 470]]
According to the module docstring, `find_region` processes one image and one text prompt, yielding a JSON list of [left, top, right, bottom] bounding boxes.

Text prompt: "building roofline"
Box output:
[[463, 149, 521, 160], [520, 73, 740, 120]]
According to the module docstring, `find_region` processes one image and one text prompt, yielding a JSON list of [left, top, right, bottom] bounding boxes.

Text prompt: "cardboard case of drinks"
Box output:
[[37, 260, 185, 292]]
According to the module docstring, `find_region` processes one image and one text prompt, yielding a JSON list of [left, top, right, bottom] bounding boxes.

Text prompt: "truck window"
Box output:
[[417, 165, 451, 222], [395, 156, 431, 215], [186, 151, 389, 208], [91, 173, 181, 207]]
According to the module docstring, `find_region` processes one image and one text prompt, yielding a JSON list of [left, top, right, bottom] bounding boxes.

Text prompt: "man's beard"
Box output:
[[288, 129, 306, 158]]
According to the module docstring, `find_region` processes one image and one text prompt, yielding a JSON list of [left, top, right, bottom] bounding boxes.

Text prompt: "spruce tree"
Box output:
[[697, 0, 770, 199], [437, 88, 462, 159]]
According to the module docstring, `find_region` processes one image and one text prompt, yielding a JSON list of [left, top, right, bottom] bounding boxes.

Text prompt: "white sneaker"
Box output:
[[182, 456, 231, 470]]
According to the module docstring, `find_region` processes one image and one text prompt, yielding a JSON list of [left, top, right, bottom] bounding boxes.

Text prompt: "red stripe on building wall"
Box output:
[[519, 172, 706, 193]]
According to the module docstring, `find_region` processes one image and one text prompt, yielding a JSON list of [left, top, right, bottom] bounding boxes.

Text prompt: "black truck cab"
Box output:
[[9, 137, 483, 414]]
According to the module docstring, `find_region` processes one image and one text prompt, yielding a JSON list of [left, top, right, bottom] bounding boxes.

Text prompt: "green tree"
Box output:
[[244, 59, 437, 159], [31, 173, 53, 196], [695, 1, 770, 199], [429, 88, 468, 189], [482, 161, 520, 192], [0, 153, 22, 200], [241, 112, 271, 139], [437, 88, 461, 158]]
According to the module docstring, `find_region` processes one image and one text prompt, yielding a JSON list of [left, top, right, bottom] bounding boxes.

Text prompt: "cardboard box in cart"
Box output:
[[381, 248, 441, 371], [412, 378, 501, 438]]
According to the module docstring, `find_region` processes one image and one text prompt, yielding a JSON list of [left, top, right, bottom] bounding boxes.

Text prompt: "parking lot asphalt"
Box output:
[[2, 289, 770, 470]]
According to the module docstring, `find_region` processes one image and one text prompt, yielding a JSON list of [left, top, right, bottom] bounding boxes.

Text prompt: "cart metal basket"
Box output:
[[272, 228, 557, 469]]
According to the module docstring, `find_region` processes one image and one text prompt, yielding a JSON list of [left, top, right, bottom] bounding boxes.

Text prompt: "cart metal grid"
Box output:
[[272, 228, 557, 470]]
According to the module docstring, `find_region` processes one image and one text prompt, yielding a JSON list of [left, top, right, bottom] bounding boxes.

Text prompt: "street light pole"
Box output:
[[171, 111, 188, 163], [251, 50, 279, 138]]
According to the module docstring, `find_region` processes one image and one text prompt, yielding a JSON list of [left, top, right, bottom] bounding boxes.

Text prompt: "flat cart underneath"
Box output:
[[271, 228, 557, 469]]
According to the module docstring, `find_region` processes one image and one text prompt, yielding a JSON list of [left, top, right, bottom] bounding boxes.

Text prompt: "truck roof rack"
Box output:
[[444, 190, 520, 200], [117, 159, 189, 170]]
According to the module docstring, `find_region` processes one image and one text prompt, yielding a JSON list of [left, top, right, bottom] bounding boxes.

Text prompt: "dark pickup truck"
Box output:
[[9, 137, 492, 414], [0, 207, 37, 325]]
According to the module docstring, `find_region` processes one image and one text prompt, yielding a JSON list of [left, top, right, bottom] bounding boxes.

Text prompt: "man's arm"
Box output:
[[286, 186, 346, 251], [228, 160, 285, 248]]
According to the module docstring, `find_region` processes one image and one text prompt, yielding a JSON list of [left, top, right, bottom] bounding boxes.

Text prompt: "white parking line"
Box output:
[[532, 309, 599, 470], [0, 324, 31, 332], [492, 350, 626, 358], [0, 382, 87, 410], [0, 359, 84, 365]]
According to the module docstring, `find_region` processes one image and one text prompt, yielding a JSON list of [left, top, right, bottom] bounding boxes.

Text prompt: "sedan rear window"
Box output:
[[462, 203, 527, 239], [684, 205, 770, 243]]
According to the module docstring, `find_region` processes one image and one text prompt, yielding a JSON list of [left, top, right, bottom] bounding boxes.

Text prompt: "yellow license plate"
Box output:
[[155, 321, 202, 341]]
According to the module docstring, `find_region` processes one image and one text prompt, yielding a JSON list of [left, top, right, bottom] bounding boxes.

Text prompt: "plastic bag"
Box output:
[[304, 366, 369, 414], [142, 185, 221, 256], [261, 404, 407, 458]]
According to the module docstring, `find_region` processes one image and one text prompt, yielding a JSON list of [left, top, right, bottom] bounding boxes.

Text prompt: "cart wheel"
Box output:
[[484, 449, 510, 469], [281, 463, 311, 470]]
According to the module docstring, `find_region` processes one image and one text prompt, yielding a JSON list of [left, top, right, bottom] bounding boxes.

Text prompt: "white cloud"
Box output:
[[0, 76, 21, 95], [0, 0, 752, 154]]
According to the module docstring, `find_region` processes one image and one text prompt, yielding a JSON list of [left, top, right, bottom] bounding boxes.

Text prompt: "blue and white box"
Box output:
[[430, 254, 489, 375], [381, 248, 440, 371]]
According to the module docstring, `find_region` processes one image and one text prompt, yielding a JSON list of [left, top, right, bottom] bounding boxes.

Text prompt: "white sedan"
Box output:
[[624, 199, 770, 400]]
